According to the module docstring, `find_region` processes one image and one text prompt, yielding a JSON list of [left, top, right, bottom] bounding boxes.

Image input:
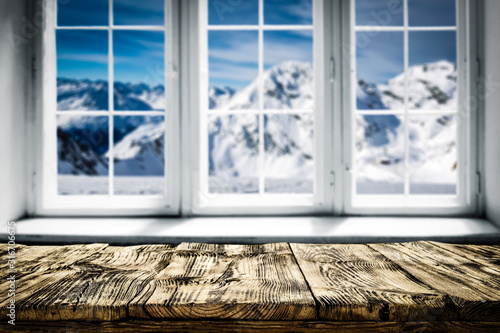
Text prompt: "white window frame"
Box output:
[[182, 0, 335, 216], [31, 0, 181, 216], [29, 0, 480, 217], [341, 0, 479, 216]]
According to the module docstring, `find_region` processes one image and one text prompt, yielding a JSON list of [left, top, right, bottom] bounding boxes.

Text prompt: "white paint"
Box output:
[[0, 0, 29, 222], [3, 217, 499, 244], [483, 0, 500, 227]]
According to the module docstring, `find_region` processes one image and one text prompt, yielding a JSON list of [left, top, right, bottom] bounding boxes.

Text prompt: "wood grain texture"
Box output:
[[290, 242, 500, 322], [1, 240, 499, 327], [369, 241, 500, 322], [0, 242, 315, 321], [1, 320, 500, 333], [133, 242, 316, 320], [0, 244, 175, 321]]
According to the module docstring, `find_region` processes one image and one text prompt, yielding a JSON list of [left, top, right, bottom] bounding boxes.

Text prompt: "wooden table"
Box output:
[[1, 241, 499, 332]]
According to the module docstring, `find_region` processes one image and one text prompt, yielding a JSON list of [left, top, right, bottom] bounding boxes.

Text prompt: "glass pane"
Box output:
[[355, 115, 405, 194], [408, 31, 457, 110], [409, 115, 457, 195], [355, 0, 403, 27], [57, 115, 109, 195], [264, 114, 314, 193], [264, 0, 313, 25], [58, 0, 108, 26], [208, 31, 259, 110], [113, 31, 165, 111], [208, 0, 258, 25], [356, 32, 404, 110], [113, 116, 165, 195], [113, 0, 164, 26], [57, 30, 108, 111], [208, 114, 259, 193], [263, 30, 313, 110], [408, 0, 456, 27]]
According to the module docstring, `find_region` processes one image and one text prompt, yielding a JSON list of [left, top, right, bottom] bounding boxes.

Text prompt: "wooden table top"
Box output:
[[1, 241, 499, 332]]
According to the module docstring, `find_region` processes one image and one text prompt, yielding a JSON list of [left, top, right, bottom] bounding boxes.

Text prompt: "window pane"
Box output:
[[355, 115, 405, 194], [264, 0, 312, 25], [58, 0, 108, 26], [408, 0, 456, 27], [263, 30, 313, 110], [355, 0, 404, 27], [208, 0, 259, 25], [409, 115, 457, 195], [113, 31, 165, 111], [57, 115, 109, 195], [113, 116, 165, 195], [208, 114, 259, 194], [356, 32, 404, 110], [57, 30, 108, 111], [264, 114, 314, 193], [408, 31, 457, 110], [113, 0, 164, 26], [208, 31, 259, 110]]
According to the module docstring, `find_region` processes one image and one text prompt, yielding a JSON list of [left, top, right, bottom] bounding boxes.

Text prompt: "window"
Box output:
[[190, 0, 331, 214], [344, 0, 476, 214], [34, 0, 478, 216], [38, 0, 179, 214]]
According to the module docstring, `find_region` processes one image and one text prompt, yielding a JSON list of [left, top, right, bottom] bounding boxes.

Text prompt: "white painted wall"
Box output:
[[0, 0, 29, 222], [483, 0, 500, 227]]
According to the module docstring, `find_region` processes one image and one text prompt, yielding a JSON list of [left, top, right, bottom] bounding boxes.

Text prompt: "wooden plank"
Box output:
[[370, 241, 500, 322], [1, 320, 500, 333], [290, 243, 473, 322], [131, 242, 316, 320], [0, 244, 175, 321], [0, 243, 315, 321]]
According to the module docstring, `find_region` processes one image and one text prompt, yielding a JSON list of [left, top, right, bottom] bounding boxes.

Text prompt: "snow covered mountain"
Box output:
[[209, 61, 313, 110], [57, 115, 164, 177], [357, 60, 457, 110], [58, 60, 457, 194], [57, 79, 165, 111]]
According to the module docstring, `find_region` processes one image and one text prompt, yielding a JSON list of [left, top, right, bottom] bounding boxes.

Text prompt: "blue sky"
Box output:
[[355, 0, 455, 27], [114, 31, 164, 84], [356, 32, 404, 84], [409, 31, 456, 66], [57, 0, 164, 26], [408, 0, 456, 27], [57, 0, 108, 26], [355, 0, 404, 26], [208, 0, 258, 25], [208, 30, 312, 90], [57, 30, 108, 81], [114, 0, 164, 25], [264, 0, 312, 25], [208, 0, 312, 26], [209, 30, 258, 89], [357, 31, 456, 84], [264, 30, 313, 69], [57, 30, 164, 84]]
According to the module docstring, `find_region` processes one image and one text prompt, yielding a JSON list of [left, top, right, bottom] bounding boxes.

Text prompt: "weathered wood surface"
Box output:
[[1, 241, 499, 331], [290, 241, 500, 322], [0, 242, 315, 321], [1, 320, 500, 333]]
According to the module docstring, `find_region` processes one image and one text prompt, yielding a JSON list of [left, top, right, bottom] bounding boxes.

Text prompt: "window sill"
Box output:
[[3, 217, 499, 245]]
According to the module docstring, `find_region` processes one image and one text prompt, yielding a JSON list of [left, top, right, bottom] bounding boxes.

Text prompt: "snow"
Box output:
[[57, 59, 458, 196], [58, 175, 164, 195]]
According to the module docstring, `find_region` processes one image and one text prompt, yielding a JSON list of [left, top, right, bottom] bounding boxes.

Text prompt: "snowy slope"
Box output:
[[110, 122, 165, 176]]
